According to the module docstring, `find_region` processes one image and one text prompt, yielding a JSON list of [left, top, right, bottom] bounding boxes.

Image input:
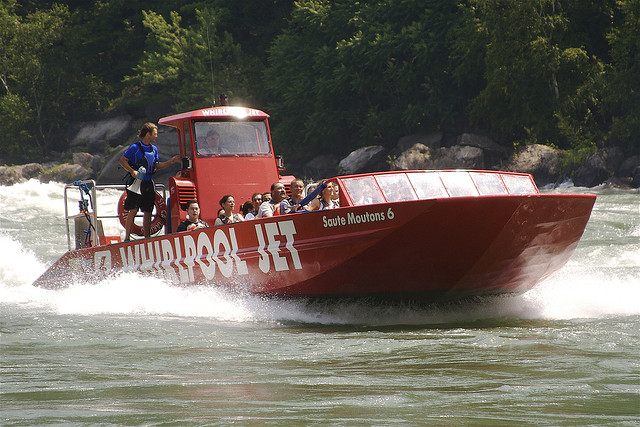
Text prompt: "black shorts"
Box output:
[[124, 180, 155, 213]]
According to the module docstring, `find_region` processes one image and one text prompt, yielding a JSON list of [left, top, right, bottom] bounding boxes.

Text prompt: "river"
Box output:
[[1, 180, 638, 425]]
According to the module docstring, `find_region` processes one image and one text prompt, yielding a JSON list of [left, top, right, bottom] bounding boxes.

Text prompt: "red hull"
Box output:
[[33, 193, 595, 302]]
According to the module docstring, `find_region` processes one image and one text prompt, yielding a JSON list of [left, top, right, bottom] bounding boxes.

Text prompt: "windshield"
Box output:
[[342, 171, 538, 205], [194, 121, 272, 156]]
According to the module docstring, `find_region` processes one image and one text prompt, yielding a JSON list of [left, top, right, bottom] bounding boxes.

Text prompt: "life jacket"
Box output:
[[278, 198, 298, 215], [319, 198, 338, 210], [128, 142, 158, 178]]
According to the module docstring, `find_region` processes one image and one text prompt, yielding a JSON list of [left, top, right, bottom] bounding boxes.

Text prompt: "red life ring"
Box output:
[[117, 191, 168, 237]]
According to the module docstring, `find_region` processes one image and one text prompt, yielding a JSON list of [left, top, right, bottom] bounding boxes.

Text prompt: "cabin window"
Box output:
[[343, 176, 385, 205], [438, 172, 480, 197], [193, 121, 271, 156], [376, 174, 418, 202], [470, 172, 509, 195], [501, 174, 538, 195], [407, 172, 449, 199]]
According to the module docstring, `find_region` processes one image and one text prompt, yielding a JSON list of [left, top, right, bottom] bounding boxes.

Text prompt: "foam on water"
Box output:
[[1, 182, 638, 325], [1, 245, 637, 325]]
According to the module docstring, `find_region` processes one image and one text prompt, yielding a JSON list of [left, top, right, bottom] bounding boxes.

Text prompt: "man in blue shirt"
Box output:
[[119, 122, 180, 240]]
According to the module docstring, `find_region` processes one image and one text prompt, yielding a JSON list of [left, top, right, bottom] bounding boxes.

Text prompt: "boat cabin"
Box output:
[[159, 106, 294, 231]]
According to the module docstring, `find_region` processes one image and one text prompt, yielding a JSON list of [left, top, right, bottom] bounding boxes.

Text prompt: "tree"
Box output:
[[0, 0, 70, 162], [265, 0, 467, 166], [468, 0, 610, 150], [605, 0, 640, 154], [126, 7, 255, 111]]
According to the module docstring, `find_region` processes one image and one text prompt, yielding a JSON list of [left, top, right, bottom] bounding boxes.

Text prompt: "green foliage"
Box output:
[[559, 143, 597, 176], [603, 0, 640, 155], [0, 1, 70, 162], [0, 0, 638, 167], [0, 92, 34, 161], [125, 8, 255, 111], [265, 0, 466, 166], [467, 0, 608, 152]]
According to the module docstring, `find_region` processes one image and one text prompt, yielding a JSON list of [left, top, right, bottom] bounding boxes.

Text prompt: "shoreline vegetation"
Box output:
[[1, 1, 639, 188]]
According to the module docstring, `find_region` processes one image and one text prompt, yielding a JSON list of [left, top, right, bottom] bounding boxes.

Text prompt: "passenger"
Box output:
[[119, 122, 181, 241], [306, 180, 339, 211], [258, 182, 287, 218], [176, 200, 209, 232], [240, 201, 254, 218], [262, 191, 271, 203], [279, 178, 305, 214], [331, 181, 341, 207], [244, 192, 263, 220], [214, 195, 244, 225]]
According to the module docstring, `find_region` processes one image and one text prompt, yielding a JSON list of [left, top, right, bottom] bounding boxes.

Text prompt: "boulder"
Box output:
[[392, 143, 434, 170], [573, 146, 625, 187], [301, 154, 340, 180], [0, 163, 45, 185], [73, 152, 105, 174], [432, 145, 484, 169], [396, 132, 443, 152], [21, 163, 44, 180], [391, 143, 484, 170], [0, 166, 24, 185], [632, 166, 640, 188], [39, 164, 93, 183], [70, 115, 134, 154], [618, 155, 640, 178], [338, 145, 387, 175], [506, 144, 562, 186], [457, 133, 509, 168]]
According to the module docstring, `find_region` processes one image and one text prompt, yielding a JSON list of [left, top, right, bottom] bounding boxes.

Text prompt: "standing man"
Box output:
[[119, 122, 181, 240], [258, 182, 287, 218]]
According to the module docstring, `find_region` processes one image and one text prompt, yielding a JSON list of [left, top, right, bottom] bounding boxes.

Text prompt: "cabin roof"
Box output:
[[159, 106, 269, 127]]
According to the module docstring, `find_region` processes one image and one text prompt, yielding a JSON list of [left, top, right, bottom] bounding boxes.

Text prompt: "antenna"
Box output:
[[206, 24, 215, 107]]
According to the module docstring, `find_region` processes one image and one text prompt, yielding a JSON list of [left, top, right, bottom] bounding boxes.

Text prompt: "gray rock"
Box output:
[[0, 163, 45, 185], [457, 133, 509, 168], [338, 145, 387, 175], [0, 166, 24, 185], [302, 154, 340, 180], [70, 115, 134, 153], [392, 143, 434, 170], [632, 166, 640, 188], [392, 143, 484, 171], [39, 164, 93, 183], [396, 132, 443, 152], [618, 155, 640, 178], [433, 145, 484, 169], [573, 147, 625, 187], [21, 163, 44, 179], [72, 152, 104, 174], [506, 144, 562, 186]]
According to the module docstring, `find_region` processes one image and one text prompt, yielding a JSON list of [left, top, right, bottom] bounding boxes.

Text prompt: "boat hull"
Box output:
[[33, 193, 596, 303]]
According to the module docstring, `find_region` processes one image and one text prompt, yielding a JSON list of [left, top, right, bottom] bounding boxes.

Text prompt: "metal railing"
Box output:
[[63, 180, 166, 250]]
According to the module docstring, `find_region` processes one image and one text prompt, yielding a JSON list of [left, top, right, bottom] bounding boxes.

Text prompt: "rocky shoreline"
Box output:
[[1, 115, 639, 189]]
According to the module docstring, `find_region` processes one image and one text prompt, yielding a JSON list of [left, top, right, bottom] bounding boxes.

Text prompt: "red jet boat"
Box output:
[[32, 105, 596, 302]]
